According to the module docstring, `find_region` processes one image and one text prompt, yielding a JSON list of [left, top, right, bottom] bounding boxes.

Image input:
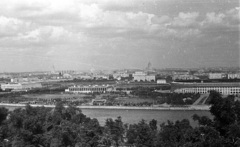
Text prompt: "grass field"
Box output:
[[22, 93, 91, 100], [115, 97, 155, 103]]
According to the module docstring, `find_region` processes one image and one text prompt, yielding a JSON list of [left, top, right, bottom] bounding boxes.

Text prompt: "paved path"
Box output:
[[193, 93, 209, 105]]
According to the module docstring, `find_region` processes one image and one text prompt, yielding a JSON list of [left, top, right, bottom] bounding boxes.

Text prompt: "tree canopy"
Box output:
[[0, 92, 239, 146]]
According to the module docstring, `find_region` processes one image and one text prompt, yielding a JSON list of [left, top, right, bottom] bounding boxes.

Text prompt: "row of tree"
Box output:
[[0, 91, 239, 146]]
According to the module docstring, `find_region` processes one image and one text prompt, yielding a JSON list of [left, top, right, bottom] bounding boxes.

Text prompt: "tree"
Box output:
[[157, 119, 193, 147], [105, 117, 125, 147], [0, 107, 8, 125], [126, 120, 155, 147]]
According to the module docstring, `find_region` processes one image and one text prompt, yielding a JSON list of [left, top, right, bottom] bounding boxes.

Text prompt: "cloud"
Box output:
[[226, 7, 240, 20], [171, 12, 199, 27], [0, 16, 31, 38], [205, 12, 225, 24], [151, 15, 171, 24]]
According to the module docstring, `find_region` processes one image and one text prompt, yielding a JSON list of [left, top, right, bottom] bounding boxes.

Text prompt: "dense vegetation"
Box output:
[[0, 91, 239, 146], [0, 86, 199, 106]]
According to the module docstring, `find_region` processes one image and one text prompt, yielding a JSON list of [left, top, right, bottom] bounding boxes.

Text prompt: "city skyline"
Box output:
[[0, 0, 239, 72]]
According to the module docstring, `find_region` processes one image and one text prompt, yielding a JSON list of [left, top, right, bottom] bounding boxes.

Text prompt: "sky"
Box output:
[[0, 0, 239, 72]]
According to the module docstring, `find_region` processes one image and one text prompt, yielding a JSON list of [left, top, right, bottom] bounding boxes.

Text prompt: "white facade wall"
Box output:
[[228, 73, 240, 79], [133, 75, 146, 81], [133, 72, 155, 82], [146, 75, 155, 81], [113, 73, 129, 79], [173, 75, 200, 80], [65, 86, 113, 93], [157, 79, 167, 84], [0, 83, 22, 90], [209, 73, 223, 79], [174, 87, 240, 95]]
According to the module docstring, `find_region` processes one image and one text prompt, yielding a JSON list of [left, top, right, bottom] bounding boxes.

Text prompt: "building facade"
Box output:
[[171, 82, 240, 95], [228, 73, 240, 79], [133, 72, 155, 82], [157, 79, 167, 84], [65, 85, 114, 93], [1, 82, 42, 91], [0, 83, 22, 91], [209, 73, 224, 79], [172, 75, 200, 80]]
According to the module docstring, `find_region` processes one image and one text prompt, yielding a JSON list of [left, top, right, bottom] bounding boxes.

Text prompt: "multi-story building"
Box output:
[[133, 71, 155, 82], [0, 83, 22, 91], [209, 73, 224, 79], [171, 82, 240, 95], [113, 72, 129, 79], [133, 71, 146, 81], [65, 85, 114, 93], [0, 82, 42, 91], [93, 75, 109, 80], [145, 75, 156, 81], [157, 79, 167, 84], [228, 73, 240, 79], [172, 75, 200, 80], [11, 77, 40, 83], [22, 83, 42, 90]]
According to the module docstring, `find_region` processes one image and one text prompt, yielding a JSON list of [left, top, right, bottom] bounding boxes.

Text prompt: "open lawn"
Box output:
[[115, 97, 156, 103], [22, 93, 91, 100]]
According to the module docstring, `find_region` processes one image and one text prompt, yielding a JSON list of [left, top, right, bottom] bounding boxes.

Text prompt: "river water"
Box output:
[[1, 106, 212, 127], [81, 108, 212, 127]]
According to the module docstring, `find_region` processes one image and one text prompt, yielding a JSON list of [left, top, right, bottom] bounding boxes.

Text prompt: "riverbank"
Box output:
[[0, 103, 210, 110]]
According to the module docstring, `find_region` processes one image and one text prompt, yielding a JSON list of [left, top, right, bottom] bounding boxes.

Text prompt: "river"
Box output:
[[1, 105, 212, 127], [82, 109, 212, 127]]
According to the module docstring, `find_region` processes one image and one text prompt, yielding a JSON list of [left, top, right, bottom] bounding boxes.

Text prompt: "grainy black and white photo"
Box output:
[[0, 0, 239, 146]]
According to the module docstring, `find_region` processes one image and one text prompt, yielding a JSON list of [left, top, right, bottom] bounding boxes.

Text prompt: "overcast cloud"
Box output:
[[0, 0, 239, 72]]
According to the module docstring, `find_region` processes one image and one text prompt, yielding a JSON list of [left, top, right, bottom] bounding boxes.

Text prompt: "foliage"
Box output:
[[0, 92, 239, 146]]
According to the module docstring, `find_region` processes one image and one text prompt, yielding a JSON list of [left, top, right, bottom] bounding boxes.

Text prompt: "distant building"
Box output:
[[0, 74, 12, 79], [228, 73, 240, 79], [157, 79, 167, 84], [65, 85, 114, 93], [113, 72, 129, 80], [145, 75, 156, 81], [22, 83, 42, 90], [172, 75, 200, 80], [171, 82, 240, 95], [0, 82, 42, 91], [0, 83, 22, 91], [132, 71, 155, 82], [209, 73, 224, 79], [173, 71, 189, 75], [93, 75, 109, 80], [133, 71, 147, 81], [91, 99, 107, 105], [62, 73, 72, 79], [11, 77, 40, 83], [146, 61, 152, 70], [74, 75, 93, 80]]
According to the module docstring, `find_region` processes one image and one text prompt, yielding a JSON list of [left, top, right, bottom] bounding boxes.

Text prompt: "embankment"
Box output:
[[0, 103, 210, 110]]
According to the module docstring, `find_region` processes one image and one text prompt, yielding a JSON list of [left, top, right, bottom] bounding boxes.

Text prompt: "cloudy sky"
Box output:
[[0, 0, 239, 72]]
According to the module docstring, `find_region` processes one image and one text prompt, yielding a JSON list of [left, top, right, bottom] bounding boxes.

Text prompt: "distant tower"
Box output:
[[147, 61, 152, 70], [90, 67, 95, 74], [52, 65, 56, 74]]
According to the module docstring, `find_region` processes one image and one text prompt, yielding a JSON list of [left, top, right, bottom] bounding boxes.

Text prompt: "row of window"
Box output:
[[175, 87, 240, 94], [68, 87, 107, 92]]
